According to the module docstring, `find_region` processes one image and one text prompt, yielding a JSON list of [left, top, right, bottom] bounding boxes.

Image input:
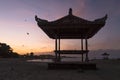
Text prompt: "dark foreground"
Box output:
[[0, 58, 120, 80]]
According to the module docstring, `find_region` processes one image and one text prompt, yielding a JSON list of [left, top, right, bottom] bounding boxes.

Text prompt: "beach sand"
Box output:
[[0, 58, 120, 80]]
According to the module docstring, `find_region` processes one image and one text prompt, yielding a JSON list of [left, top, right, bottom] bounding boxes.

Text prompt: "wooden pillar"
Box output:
[[81, 39, 84, 62], [85, 39, 89, 62], [58, 37, 61, 61], [55, 38, 58, 60]]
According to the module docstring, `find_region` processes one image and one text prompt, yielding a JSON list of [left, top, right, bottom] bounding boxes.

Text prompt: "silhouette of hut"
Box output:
[[102, 52, 109, 59], [35, 8, 107, 62]]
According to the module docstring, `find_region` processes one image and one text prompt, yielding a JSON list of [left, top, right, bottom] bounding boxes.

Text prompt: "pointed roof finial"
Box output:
[[69, 8, 72, 15]]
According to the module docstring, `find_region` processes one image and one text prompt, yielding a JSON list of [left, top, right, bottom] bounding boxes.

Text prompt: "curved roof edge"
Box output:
[[35, 8, 107, 39]]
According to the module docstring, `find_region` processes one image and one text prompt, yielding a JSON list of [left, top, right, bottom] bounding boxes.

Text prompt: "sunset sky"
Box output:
[[0, 0, 120, 55]]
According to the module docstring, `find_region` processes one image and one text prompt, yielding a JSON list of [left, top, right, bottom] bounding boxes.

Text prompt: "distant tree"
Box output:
[[23, 52, 34, 58], [30, 52, 34, 56], [0, 43, 19, 58], [11, 52, 20, 58]]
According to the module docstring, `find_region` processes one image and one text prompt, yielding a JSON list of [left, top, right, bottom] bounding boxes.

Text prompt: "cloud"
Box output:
[[41, 47, 47, 49]]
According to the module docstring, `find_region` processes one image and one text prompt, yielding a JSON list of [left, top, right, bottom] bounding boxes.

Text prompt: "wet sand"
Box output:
[[0, 58, 120, 80]]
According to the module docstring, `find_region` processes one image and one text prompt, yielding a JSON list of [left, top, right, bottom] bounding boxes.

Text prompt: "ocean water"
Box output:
[[27, 59, 53, 62], [27, 57, 84, 63], [28, 49, 120, 62], [89, 50, 120, 59]]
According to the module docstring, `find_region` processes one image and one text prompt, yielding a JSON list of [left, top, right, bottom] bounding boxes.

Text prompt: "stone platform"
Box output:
[[48, 62, 97, 70]]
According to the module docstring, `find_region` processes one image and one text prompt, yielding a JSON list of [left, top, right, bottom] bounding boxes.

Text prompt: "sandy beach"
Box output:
[[0, 58, 120, 80]]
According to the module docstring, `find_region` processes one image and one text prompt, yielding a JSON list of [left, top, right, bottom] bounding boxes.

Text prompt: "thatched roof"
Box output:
[[35, 8, 107, 39]]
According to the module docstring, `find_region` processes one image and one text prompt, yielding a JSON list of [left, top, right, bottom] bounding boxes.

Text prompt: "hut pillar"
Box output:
[[85, 39, 89, 62], [81, 39, 84, 62], [58, 37, 61, 61], [55, 38, 58, 60]]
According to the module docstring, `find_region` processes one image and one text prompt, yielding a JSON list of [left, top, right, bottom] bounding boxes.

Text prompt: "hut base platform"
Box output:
[[48, 62, 97, 70]]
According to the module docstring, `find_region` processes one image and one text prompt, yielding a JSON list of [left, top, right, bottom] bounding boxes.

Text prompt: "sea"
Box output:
[[28, 49, 120, 62]]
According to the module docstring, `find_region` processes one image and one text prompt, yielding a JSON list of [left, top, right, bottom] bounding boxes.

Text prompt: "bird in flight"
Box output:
[[27, 32, 29, 35]]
